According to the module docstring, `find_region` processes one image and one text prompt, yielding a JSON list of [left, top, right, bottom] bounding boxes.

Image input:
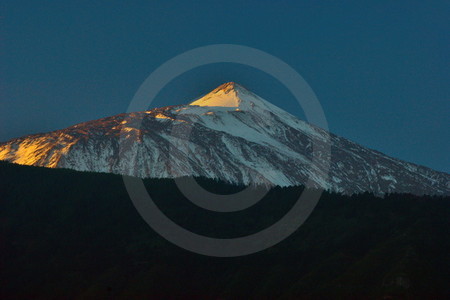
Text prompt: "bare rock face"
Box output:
[[1, 82, 449, 195]]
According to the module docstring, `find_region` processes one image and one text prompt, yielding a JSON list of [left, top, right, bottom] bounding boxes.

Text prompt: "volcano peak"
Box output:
[[211, 82, 245, 93], [189, 82, 255, 108]]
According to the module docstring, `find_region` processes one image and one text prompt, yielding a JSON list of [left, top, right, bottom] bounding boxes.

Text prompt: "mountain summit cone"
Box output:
[[189, 82, 275, 112]]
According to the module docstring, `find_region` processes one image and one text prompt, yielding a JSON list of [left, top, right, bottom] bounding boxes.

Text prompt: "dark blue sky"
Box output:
[[1, 1, 449, 172]]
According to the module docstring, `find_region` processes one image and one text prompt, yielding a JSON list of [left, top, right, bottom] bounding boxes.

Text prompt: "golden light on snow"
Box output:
[[154, 113, 172, 120], [189, 82, 243, 108], [0, 136, 76, 168]]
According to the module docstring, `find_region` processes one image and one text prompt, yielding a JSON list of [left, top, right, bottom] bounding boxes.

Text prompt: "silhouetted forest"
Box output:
[[0, 161, 449, 299]]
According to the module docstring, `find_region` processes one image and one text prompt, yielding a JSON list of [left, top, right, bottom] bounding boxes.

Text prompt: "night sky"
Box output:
[[1, 1, 449, 172]]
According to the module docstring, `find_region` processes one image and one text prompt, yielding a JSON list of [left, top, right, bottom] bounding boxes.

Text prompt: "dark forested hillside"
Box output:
[[0, 161, 449, 299]]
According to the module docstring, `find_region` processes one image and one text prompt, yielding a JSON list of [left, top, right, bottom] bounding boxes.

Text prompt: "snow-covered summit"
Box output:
[[188, 82, 279, 113], [189, 82, 250, 108]]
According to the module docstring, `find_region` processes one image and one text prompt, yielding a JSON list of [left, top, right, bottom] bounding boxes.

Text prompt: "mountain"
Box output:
[[0, 82, 448, 195]]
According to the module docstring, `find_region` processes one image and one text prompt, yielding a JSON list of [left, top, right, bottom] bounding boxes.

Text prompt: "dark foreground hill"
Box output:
[[0, 161, 449, 299]]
